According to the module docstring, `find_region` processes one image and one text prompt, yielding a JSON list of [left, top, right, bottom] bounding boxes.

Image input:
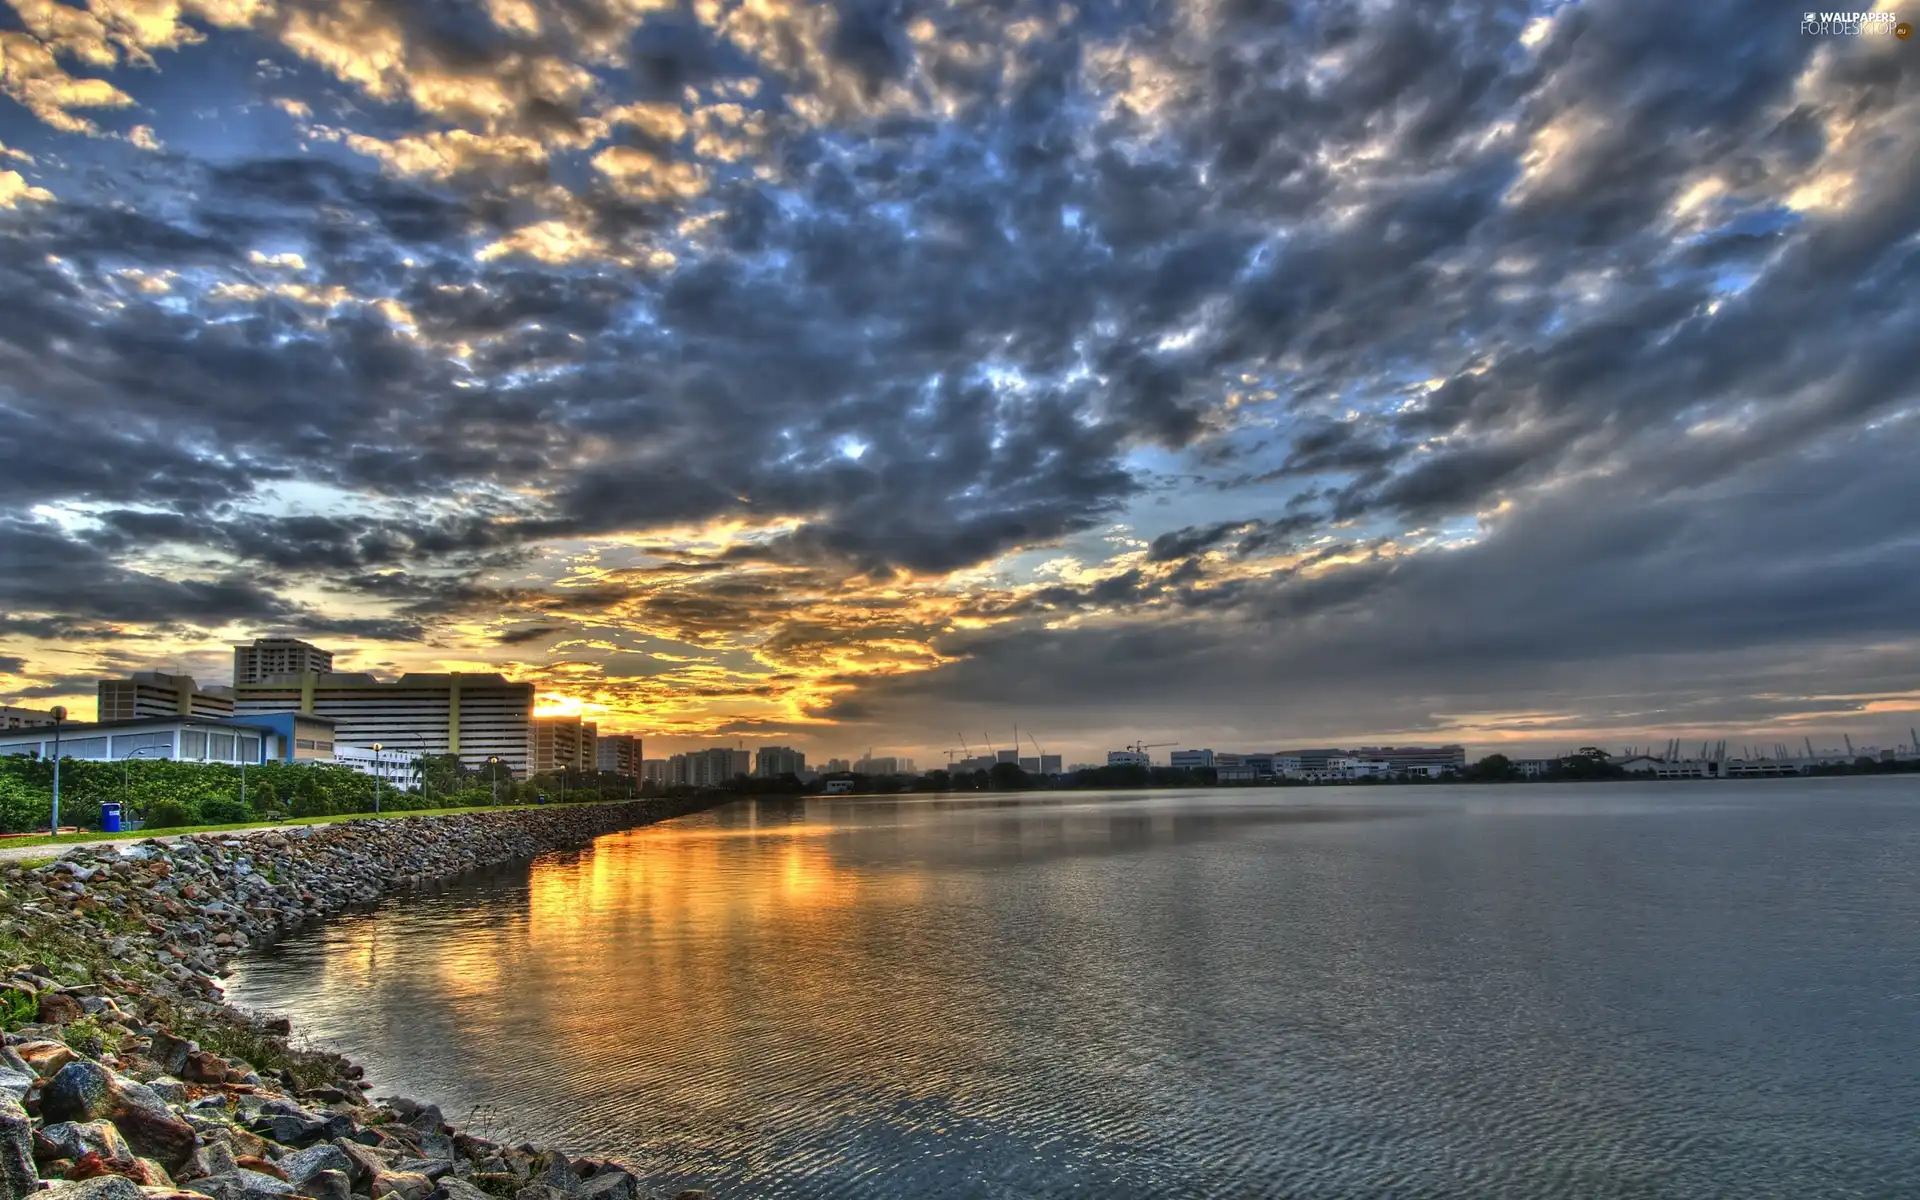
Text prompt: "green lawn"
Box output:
[[0, 798, 642, 851]]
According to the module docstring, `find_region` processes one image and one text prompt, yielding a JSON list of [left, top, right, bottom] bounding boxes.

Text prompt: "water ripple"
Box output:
[[227, 783, 1920, 1198]]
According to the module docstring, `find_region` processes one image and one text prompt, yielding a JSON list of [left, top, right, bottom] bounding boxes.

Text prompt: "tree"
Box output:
[[988, 762, 1033, 791], [248, 777, 282, 815], [289, 771, 332, 817], [1468, 753, 1520, 782]]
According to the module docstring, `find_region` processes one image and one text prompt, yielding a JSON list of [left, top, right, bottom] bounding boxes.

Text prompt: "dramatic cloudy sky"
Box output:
[[1, 0, 1916, 763]]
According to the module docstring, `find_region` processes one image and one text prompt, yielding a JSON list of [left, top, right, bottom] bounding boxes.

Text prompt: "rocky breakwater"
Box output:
[[0, 799, 718, 1200]]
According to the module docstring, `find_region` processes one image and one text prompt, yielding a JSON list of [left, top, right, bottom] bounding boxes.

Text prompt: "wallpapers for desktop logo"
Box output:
[[1801, 10, 1911, 36]]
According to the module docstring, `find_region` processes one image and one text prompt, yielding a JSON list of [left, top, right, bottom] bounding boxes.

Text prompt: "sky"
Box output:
[[1, 0, 1917, 766]]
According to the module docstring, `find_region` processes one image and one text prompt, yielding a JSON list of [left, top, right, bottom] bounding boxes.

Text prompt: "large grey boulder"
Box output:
[[146, 1032, 195, 1077], [327, 1140, 390, 1191], [0, 1047, 33, 1102], [574, 1171, 637, 1200], [278, 1145, 352, 1188], [36, 1121, 133, 1164], [182, 1170, 300, 1200], [38, 1177, 146, 1200], [39, 1061, 198, 1170], [0, 1095, 34, 1200], [432, 1179, 492, 1200], [293, 1170, 350, 1200]]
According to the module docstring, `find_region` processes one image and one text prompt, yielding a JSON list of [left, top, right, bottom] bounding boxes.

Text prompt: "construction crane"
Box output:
[[942, 749, 965, 766], [959, 735, 972, 760], [1130, 740, 1177, 765], [1844, 734, 1855, 757]]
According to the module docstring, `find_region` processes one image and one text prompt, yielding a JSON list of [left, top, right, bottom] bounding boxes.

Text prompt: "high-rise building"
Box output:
[[98, 673, 235, 722], [233, 637, 334, 685], [531, 715, 598, 774], [595, 733, 642, 777], [670, 747, 749, 787], [824, 758, 851, 773], [1040, 754, 1062, 774], [232, 672, 534, 771], [995, 749, 1018, 764], [1018, 756, 1040, 772], [640, 758, 670, 785], [755, 745, 806, 778], [0, 706, 59, 730], [1170, 749, 1215, 769]]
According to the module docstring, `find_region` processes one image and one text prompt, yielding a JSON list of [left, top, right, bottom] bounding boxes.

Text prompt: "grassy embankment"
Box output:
[[0, 799, 615, 851]]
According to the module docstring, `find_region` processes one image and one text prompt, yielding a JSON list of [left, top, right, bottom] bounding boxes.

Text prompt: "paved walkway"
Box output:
[[0, 822, 323, 863]]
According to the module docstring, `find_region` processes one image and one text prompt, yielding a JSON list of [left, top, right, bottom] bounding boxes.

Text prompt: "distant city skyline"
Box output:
[[1, 2, 1914, 764]]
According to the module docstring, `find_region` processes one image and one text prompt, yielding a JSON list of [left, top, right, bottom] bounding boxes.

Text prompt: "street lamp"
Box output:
[[371, 743, 384, 815], [121, 744, 159, 824], [487, 755, 502, 806], [48, 706, 66, 836]]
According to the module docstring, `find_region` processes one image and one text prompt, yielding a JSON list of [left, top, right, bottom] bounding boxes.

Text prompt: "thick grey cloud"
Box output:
[[0, 0, 1916, 750]]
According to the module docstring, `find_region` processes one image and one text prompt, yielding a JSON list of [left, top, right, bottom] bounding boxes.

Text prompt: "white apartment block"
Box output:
[[755, 745, 806, 777], [97, 673, 235, 722], [671, 747, 750, 787], [0, 706, 59, 730], [532, 714, 599, 775], [333, 744, 422, 786], [596, 733, 642, 777], [233, 671, 533, 772], [233, 637, 335, 685]]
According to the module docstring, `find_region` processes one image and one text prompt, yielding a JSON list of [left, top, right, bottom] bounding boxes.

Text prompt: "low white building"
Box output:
[[333, 744, 421, 787], [1106, 749, 1150, 768], [1329, 757, 1393, 780], [0, 716, 274, 765]]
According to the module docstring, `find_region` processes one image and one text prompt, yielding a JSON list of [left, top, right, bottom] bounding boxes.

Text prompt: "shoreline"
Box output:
[[0, 797, 723, 1200]]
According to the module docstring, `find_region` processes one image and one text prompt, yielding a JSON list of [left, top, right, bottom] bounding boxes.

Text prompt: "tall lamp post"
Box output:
[[371, 742, 384, 815], [121, 745, 158, 823], [48, 706, 66, 836], [487, 755, 502, 806]]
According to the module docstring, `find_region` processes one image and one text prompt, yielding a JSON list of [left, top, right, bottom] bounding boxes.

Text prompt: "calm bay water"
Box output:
[[226, 782, 1920, 1198]]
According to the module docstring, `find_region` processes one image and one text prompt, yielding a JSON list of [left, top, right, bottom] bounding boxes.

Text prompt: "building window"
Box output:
[[59, 736, 109, 760], [114, 731, 175, 759], [296, 738, 316, 750], [180, 730, 208, 760], [208, 732, 236, 761], [238, 735, 260, 763], [315, 741, 333, 754]]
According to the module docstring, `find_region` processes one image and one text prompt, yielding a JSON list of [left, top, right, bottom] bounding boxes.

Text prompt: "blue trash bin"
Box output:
[[100, 803, 122, 833]]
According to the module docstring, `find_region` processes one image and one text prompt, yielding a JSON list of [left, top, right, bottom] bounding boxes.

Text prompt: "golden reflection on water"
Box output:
[[227, 786, 1920, 1198]]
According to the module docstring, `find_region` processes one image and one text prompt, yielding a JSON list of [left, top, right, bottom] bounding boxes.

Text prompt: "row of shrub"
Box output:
[[0, 753, 640, 833]]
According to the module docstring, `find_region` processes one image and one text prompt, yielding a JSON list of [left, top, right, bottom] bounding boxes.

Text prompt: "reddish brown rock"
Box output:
[[37, 992, 85, 1025]]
